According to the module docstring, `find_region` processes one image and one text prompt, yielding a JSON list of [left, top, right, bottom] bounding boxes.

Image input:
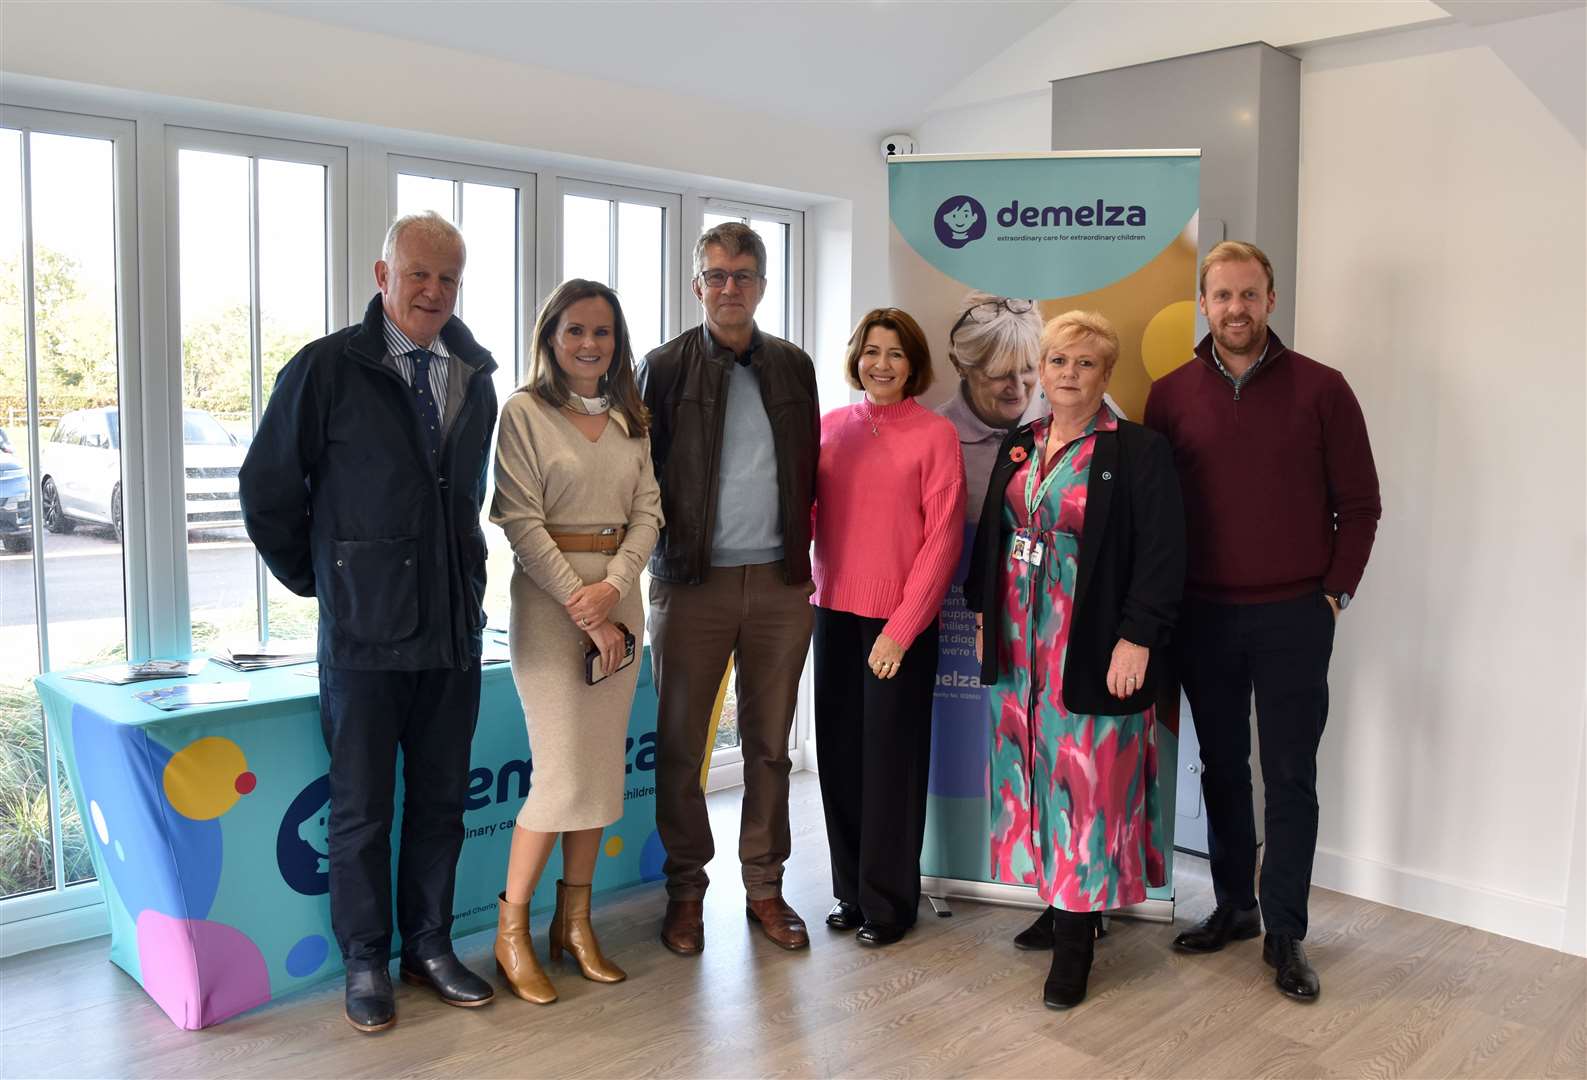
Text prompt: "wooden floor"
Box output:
[[2, 773, 1583, 1079]]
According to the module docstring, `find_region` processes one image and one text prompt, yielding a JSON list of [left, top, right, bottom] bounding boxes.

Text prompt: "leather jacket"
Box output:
[[637, 325, 819, 586]]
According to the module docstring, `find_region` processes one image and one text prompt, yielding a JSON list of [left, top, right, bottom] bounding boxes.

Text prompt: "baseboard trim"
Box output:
[[0, 901, 109, 959], [1312, 846, 1578, 956], [919, 876, 1175, 923]]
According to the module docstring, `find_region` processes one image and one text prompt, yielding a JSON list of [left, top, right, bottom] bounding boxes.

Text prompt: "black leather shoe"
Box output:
[[344, 968, 395, 1032], [399, 952, 495, 1007], [855, 922, 907, 947], [1172, 904, 1261, 953], [1043, 910, 1095, 1009], [826, 901, 863, 931], [1264, 934, 1320, 1002]]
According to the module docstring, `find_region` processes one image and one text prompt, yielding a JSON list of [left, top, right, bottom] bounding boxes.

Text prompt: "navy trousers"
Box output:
[[1176, 592, 1336, 939], [318, 665, 481, 971]]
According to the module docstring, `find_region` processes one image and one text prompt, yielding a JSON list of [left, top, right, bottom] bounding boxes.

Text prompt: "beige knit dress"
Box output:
[[489, 389, 662, 832]]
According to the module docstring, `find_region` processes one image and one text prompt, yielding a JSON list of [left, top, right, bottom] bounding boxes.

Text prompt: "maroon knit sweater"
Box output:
[[1143, 332, 1380, 604]]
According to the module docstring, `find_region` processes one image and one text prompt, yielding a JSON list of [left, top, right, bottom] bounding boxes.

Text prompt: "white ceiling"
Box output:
[[232, 0, 1584, 135], [234, 0, 1064, 133]]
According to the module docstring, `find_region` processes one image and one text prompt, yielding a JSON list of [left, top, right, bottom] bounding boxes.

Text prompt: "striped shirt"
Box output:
[[383, 319, 451, 409]]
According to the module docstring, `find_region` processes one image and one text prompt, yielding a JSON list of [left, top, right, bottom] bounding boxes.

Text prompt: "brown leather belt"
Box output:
[[550, 527, 626, 555]]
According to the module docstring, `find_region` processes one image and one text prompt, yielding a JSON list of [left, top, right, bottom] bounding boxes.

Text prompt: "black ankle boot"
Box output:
[[1042, 909, 1095, 1010], [1013, 906, 1055, 950]]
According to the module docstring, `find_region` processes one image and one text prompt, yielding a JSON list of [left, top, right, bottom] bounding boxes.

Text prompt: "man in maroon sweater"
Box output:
[[1144, 241, 1380, 1003]]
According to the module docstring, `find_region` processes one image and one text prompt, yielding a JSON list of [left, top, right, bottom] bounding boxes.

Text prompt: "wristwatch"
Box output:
[[1325, 591, 1351, 611]]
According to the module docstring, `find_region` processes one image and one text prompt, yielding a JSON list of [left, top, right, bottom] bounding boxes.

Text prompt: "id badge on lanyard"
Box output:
[[1017, 436, 1067, 569], [1011, 529, 1045, 568]]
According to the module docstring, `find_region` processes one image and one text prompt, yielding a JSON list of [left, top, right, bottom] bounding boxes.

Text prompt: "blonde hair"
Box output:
[[948, 292, 1043, 380], [1040, 310, 1120, 375], [1199, 240, 1274, 296]]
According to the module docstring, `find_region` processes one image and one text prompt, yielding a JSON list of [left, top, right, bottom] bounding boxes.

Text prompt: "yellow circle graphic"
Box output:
[[162, 736, 252, 820], [1141, 300, 1198, 381], [603, 835, 624, 857]]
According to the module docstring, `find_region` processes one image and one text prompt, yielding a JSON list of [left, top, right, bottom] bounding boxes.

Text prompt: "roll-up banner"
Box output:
[[890, 151, 1200, 921]]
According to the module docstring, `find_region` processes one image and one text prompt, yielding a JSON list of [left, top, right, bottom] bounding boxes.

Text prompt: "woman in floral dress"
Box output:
[[965, 310, 1185, 1009]]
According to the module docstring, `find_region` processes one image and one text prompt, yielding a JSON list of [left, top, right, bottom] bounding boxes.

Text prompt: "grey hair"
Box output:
[[381, 210, 466, 266], [693, 220, 766, 278], [948, 292, 1043, 379]]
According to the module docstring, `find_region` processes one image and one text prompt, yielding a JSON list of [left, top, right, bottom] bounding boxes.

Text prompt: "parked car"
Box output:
[[40, 408, 246, 541], [0, 428, 33, 553]]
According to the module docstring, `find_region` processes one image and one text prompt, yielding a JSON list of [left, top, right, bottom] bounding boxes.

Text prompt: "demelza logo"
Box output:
[[935, 195, 987, 248], [996, 198, 1147, 228]]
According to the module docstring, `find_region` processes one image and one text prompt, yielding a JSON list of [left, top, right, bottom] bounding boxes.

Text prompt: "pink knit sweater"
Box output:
[[812, 397, 966, 649]]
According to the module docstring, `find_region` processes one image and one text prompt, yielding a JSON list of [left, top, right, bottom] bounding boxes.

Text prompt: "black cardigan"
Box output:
[[964, 418, 1186, 716]]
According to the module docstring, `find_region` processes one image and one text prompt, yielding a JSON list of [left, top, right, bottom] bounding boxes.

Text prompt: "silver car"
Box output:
[[40, 408, 246, 541]]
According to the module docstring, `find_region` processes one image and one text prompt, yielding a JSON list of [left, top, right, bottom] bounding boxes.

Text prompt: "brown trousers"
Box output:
[[648, 564, 814, 901]]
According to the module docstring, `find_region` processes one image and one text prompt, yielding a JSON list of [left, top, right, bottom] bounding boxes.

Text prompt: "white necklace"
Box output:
[[566, 392, 610, 415]]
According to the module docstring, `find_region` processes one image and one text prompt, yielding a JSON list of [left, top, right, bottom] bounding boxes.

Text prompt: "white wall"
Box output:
[[914, 8, 1587, 957], [0, 0, 886, 408], [1293, 8, 1586, 956]]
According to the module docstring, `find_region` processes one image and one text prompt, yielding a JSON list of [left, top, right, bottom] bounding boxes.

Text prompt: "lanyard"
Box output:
[[1022, 423, 1087, 528]]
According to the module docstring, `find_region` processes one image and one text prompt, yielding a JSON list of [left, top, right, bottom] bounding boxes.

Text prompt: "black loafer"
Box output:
[[1264, 934, 1320, 1002], [855, 922, 907, 947], [344, 967, 396, 1032], [399, 951, 495, 1007], [826, 901, 863, 931], [1172, 904, 1261, 953]]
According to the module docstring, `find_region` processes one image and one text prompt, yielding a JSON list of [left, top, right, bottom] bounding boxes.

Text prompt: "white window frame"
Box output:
[[0, 80, 827, 949], [163, 126, 349, 647], [0, 104, 140, 933], [383, 154, 537, 384], [699, 198, 805, 349], [551, 176, 683, 349]]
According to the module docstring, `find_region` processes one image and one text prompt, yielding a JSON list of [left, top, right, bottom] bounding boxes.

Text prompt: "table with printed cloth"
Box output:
[[35, 654, 662, 1030]]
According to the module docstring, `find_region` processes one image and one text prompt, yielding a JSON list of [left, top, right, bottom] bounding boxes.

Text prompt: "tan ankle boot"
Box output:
[[494, 891, 556, 1004], [548, 880, 626, 983]]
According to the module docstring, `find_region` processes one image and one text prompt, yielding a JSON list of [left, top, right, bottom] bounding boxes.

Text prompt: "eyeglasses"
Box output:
[[948, 298, 1036, 344], [697, 269, 765, 289]]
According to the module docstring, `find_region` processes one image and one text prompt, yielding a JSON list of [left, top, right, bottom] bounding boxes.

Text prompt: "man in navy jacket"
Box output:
[[240, 211, 499, 1032]]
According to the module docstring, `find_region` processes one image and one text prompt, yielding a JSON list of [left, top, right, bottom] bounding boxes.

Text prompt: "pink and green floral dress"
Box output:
[[988, 408, 1166, 912]]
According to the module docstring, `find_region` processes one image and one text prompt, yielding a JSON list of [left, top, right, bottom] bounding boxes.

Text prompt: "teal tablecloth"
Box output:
[[35, 653, 661, 1030]]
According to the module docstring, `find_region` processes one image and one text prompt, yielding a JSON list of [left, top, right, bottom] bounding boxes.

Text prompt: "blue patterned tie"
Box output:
[[408, 349, 442, 464]]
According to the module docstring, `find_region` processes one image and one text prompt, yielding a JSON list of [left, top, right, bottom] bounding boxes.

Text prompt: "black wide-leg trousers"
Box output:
[[318, 664, 481, 971], [812, 607, 938, 930], [1175, 592, 1336, 939]]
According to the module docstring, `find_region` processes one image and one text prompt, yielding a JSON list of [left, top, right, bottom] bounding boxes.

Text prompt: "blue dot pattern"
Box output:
[[409, 349, 442, 463]]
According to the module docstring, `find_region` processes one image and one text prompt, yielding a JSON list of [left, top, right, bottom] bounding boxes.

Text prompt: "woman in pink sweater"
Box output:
[[811, 308, 966, 946]]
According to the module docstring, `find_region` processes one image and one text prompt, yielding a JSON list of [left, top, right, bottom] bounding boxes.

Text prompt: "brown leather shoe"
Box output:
[[661, 898, 704, 956], [746, 895, 809, 951]]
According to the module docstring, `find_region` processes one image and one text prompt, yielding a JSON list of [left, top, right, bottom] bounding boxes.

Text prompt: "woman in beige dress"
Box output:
[[488, 279, 662, 1004]]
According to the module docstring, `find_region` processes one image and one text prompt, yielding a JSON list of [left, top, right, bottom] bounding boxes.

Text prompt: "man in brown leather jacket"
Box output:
[[638, 221, 820, 955]]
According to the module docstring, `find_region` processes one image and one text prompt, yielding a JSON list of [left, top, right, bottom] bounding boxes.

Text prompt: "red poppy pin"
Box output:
[[1009, 446, 1028, 463]]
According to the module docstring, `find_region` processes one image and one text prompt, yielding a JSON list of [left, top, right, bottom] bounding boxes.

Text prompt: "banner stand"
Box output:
[[891, 150, 1201, 929], [921, 878, 1175, 924]]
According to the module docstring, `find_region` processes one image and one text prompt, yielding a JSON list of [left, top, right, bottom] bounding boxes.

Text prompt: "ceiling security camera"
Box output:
[[881, 134, 917, 160]]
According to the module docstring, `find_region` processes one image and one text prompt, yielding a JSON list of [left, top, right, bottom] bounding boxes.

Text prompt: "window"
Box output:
[[0, 109, 137, 906], [390, 156, 534, 630], [0, 93, 821, 941], [169, 130, 345, 654], [701, 201, 803, 345], [556, 180, 680, 360]]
